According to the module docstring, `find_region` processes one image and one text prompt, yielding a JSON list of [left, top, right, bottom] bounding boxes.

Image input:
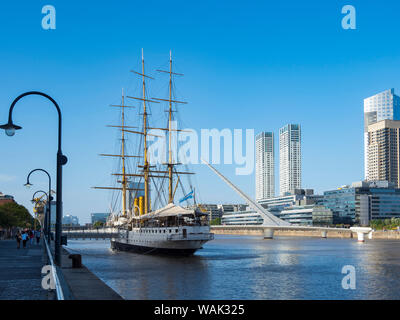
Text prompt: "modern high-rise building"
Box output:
[[279, 124, 301, 195], [367, 119, 400, 187], [255, 132, 275, 200], [364, 89, 400, 179]]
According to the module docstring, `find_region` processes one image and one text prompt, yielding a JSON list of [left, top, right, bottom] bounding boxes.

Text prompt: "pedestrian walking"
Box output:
[[21, 231, 28, 248], [35, 229, 41, 244], [15, 231, 22, 249], [29, 230, 34, 245]]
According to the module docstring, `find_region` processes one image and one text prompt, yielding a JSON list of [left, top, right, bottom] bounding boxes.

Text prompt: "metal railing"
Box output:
[[43, 235, 65, 300]]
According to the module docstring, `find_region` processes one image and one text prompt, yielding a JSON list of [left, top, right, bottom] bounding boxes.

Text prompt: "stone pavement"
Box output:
[[60, 247, 123, 300], [0, 239, 50, 300]]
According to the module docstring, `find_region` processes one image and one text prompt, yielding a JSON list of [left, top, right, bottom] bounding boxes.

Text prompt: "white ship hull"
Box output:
[[111, 225, 214, 255]]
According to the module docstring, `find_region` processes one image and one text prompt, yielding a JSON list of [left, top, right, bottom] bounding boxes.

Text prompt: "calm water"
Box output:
[[65, 235, 400, 299]]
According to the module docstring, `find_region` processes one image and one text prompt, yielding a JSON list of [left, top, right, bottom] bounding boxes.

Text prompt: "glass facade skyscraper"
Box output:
[[364, 89, 400, 180]]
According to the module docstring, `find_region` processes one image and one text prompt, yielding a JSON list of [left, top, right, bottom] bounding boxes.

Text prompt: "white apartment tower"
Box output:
[[279, 124, 301, 195], [364, 89, 400, 180], [255, 132, 275, 200]]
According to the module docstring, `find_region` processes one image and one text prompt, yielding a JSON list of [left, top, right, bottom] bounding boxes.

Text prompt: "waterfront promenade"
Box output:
[[0, 238, 122, 300], [0, 240, 49, 300]]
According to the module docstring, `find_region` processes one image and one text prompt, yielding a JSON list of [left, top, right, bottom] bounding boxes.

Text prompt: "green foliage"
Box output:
[[370, 218, 400, 230], [210, 217, 221, 225], [92, 221, 105, 228], [0, 202, 33, 228]]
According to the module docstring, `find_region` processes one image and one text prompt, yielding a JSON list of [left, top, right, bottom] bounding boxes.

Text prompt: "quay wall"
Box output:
[[210, 226, 400, 240], [210, 226, 352, 238], [372, 230, 400, 239], [61, 247, 123, 300]]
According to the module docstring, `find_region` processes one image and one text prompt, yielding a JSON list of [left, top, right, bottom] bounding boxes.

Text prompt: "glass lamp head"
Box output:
[[0, 122, 22, 136]]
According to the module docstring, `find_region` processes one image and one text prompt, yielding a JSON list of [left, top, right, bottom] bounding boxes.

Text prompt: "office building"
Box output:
[[258, 189, 318, 212], [364, 89, 400, 179], [194, 203, 246, 223], [323, 180, 400, 226], [221, 209, 264, 225], [255, 132, 275, 200], [217, 204, 247, 213], [312, 206, 336, 226], [279, 124, 301, 195], [91, 212, 109, 224], [62, 215, 79, 226], [279, 205, 334, 226], [367, 119, 400, 187], [223, 190, 323, 225], [222, 202, 332, 226], [0, 192, 14, 205]]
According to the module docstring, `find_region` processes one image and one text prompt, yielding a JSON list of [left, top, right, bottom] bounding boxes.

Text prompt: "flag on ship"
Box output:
[[179, 190, 194, 203]]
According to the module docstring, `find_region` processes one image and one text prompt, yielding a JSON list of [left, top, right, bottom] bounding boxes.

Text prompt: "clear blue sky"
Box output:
[[1, 0, 400, 223]]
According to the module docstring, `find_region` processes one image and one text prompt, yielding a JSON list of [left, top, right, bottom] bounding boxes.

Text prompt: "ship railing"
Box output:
[[167, 233, 214, 241]]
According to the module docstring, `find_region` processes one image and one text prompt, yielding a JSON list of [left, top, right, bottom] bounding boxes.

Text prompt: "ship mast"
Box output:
[[168, 51, 173, 203], [117, 50, 194, 213], [121, 89, 127, 216], [152, 51, 193, 204], [142, 49, 150, 214], [124, 49, 160, 215], [93, 90, 141, 217]]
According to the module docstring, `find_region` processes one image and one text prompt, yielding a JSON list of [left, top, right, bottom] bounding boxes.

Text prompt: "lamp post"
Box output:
[[0, 91, 68, 266], [25, 169, 53, 241], [31, 190, 48, 234]]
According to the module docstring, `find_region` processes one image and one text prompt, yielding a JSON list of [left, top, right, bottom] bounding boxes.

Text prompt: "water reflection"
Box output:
[[65, 235, 400, 300]]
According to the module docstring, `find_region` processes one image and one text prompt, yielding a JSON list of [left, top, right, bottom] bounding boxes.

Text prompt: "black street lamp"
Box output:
[[31, 190, 48, 201], [31, 190, 49, 234], [0, 91, 68, 266], [26, 169, 53, 241]]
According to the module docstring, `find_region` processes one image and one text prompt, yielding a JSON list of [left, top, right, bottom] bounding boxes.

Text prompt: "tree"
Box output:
[[0, 202, 33, 228], [210, 217, 221, 225], [92, 221, 104, 228], [370, 218, 400, 230]]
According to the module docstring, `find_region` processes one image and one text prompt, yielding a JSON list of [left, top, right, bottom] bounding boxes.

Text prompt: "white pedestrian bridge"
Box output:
[[201, 159, 373, 242]]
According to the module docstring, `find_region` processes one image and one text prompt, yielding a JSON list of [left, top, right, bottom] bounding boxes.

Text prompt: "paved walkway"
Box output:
[[60, 247, 123, 300], [0, 239, 49, 300]]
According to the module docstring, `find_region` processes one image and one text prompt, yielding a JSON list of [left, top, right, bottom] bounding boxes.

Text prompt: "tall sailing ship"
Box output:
[[94, 50, 213, 255]]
